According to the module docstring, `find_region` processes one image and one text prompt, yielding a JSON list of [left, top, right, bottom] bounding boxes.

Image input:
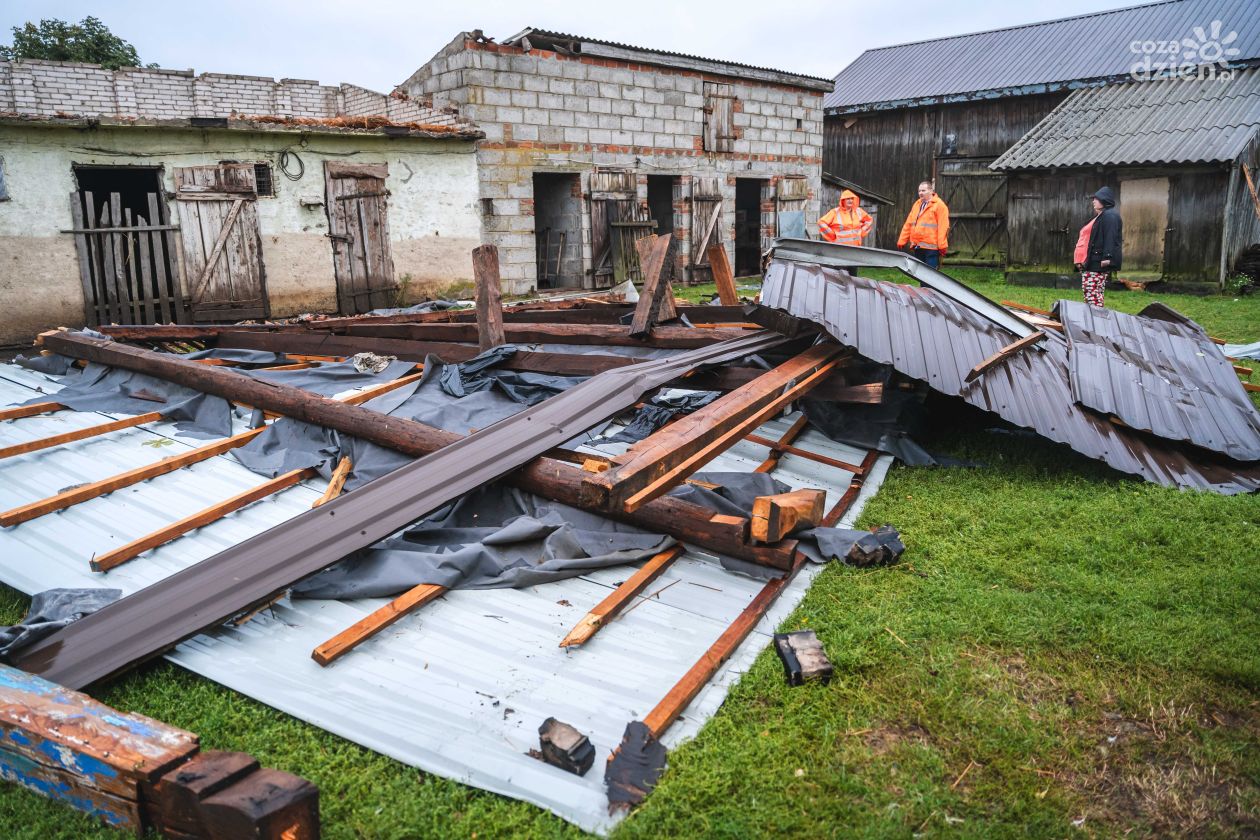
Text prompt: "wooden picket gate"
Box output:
[[69, 190, 188, 326]]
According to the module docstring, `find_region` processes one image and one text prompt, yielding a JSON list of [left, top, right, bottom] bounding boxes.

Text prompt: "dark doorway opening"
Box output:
[[735, 177, 766, 276], [533, 172, 584, 289], [646, 175, 676, 237], [74, 166, 163, 222]]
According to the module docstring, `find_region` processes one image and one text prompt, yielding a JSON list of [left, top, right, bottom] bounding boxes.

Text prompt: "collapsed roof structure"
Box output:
[[0, 238, 1254, 833]]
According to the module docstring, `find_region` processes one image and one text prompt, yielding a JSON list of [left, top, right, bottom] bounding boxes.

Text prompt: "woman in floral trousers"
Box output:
[[1073, 186, 1123, 307]]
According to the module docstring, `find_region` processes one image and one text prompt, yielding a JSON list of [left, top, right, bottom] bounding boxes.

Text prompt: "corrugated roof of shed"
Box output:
[[990, 66, 1260, 168]]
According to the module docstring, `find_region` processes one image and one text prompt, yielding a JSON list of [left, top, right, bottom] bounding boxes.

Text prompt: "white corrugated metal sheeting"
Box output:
[[0, 362, 889, 834]]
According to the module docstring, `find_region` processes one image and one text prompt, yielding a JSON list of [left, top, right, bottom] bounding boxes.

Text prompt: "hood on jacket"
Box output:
[[1094, 186, 1116, 208], [839, 189, 859, 209]]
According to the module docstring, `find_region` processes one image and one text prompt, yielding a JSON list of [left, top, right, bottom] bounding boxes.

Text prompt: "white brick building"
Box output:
[[0, 59, 482, 346], [397, 29, 830, 293]]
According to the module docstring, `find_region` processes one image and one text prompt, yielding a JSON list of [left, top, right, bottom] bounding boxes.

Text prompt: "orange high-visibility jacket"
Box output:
[[818, 190, 872, 245], [897, 194, 949, 251]]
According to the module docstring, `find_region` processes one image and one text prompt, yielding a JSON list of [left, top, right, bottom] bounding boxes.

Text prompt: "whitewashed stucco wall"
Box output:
[[0, 124, 481, 346]]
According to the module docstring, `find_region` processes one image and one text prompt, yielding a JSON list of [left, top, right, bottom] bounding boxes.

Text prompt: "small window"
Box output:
[[796, 118, 803, 130], [253, 163, 274, 197], [0, 157, 8, 201]]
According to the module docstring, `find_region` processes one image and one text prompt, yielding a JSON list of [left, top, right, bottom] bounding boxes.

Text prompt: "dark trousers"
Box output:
[[910, 247, 940, 269]]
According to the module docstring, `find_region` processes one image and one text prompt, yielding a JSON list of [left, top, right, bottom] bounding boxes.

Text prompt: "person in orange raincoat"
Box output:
[[818, 189, 873, 246], [897, 180, 949, 268]]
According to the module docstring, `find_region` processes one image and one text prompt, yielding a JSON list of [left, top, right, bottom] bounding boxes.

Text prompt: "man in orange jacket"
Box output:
[[897, 180, 949, 268], [818, 189, 873, 246]]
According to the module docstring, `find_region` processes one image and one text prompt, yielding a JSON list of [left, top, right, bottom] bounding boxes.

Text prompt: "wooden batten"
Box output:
[[313, 583, 448, 666], [559, 546, 684, 648]]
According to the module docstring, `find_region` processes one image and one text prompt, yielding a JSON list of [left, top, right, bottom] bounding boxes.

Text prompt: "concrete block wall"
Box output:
[[0, 59, 461, 127], [399, 36, 824, 293]]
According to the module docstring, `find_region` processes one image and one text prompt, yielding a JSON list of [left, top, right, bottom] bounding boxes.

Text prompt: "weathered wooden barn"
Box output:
[[992, 68, 1260, 287], [824, 0, 1260, 276], [0, 59, 482, 346]]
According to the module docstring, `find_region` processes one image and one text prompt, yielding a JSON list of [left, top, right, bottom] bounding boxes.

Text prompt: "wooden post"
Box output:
[[706, 243, 739, 306], [471, 244, 506, 351]]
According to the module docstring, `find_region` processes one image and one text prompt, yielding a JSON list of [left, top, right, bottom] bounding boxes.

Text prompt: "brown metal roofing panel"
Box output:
[[14, 330, 790, 689], [1055, 300, 1260, 461], [760, 257, 1260, 494], [827, 0, 1260, 110]]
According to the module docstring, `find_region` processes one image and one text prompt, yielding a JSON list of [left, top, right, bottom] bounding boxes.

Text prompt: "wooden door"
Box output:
[[589, 168, 636, 288], [775, 176, 809, 239], [1120, 177, 1169, 274], [934, 156, 1007, 266], [325, 162, 397, 314], [689, 176, 723, 284], [173, 164, 268, 322]]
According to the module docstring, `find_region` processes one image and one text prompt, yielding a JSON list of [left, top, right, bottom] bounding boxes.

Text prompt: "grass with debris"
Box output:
[[1, 274, 1258, 838]]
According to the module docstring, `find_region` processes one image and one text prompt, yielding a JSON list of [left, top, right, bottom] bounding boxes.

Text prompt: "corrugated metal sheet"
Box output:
[[505, 27, 834, 89], [760, 255, 1260, 494], [827, 0, 1260, 111], [1054, 299, 1260, 461], [991, 67, 1260, 168], [0, 362, 891, 835]]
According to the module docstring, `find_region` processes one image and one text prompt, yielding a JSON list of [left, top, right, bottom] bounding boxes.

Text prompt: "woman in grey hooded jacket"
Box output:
[[1073, 186, 1123, 307]]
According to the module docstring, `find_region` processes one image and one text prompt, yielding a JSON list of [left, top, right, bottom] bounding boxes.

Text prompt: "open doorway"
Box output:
[[646, 175, 677, 237], [735, 177, 766, 276], [533, 172, 584, 289]]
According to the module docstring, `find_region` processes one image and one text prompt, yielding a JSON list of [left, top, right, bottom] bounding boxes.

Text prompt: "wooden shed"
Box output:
[[823, 0, 1260, 272], [992, 68, 1260, 288]]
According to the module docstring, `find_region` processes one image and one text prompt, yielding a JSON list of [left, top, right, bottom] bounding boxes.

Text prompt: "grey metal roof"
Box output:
[[504, 28, 835, 91], [0, 361, 891, 835], [761, 250, 1260, 493], [826, 0, 1260, 112], [1054, 299, 1260, 460], [990, 67, 1260, 169]]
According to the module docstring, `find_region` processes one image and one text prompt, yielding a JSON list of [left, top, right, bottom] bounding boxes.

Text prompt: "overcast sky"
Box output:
[[2, 0, 1155, 92]]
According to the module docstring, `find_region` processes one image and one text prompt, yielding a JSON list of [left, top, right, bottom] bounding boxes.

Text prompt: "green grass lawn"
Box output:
[[2, 272, 1259, 838]]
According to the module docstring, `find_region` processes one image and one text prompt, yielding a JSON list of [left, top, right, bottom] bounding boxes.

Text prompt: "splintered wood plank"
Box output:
[[642, 555, 805, 738], [706, 242, 739, 306], [0, 412, 163, 461], [312, 583, 447, 665], [0, 401, 65, 422], [750, 489, 825, 543], [312, 457, 352, 508], [472, 244, 506, 351], [581, 344, 847, 513], [559, 545, 684, 648], [965, 331, 1046, 383], [90, 468, 316, 573], [629, 234, 676, 336]]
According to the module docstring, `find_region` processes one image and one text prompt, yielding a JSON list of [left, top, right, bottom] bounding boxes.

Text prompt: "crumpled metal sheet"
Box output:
[[760, 256, 1260, 494], [1055, 300, 1260, 462]]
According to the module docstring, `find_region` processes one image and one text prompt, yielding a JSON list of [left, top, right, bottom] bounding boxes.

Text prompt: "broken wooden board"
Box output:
[[750, 489, 825, 543], [0, 664, 199, 834], [471, 244, 506, 351], [630, 234, 678, 336]]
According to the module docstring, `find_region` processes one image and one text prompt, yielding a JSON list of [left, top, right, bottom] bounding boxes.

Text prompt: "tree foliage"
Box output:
[[0, 17, 148, 70]]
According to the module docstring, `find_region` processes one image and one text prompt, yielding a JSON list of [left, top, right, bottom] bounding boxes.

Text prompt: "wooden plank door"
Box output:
[[934, 156, 1007, 266], [589, 168, 637, 289], [775, 176, 809, 239], [689, 176, 723, 285], [325, 162, 397, 314], [1120, 177, 1169, 274], [173, 164, 268, 322]]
